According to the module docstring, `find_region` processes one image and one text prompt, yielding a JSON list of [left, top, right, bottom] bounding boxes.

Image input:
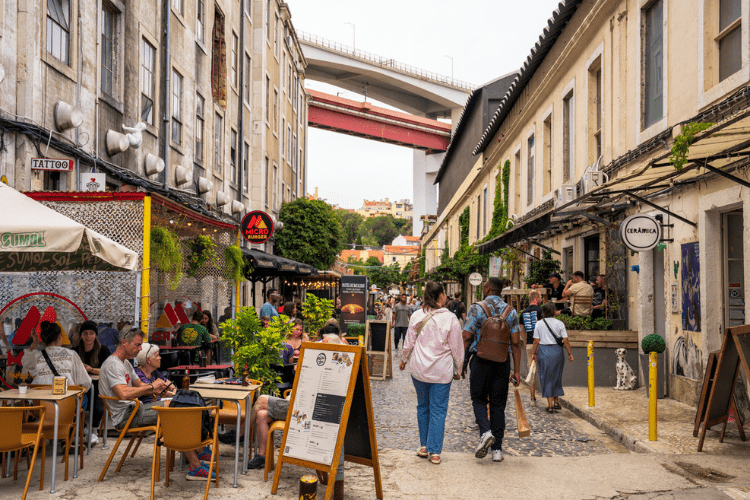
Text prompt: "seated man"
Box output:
[[175, 310, 212, 363], [561, 271, 594, 316], [591, 274, 608, 319], [246, 393, 291, 469], [99, 327, 216, 481]]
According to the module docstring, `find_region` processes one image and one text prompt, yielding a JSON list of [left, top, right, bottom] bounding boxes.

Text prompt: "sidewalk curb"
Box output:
[[558, 396, 658, 454]]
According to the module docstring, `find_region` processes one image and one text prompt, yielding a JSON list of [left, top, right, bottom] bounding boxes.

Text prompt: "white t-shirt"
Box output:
[[533, 317, 568, 345], [99, 355, 138, 428], [22, 346, 92, 390]]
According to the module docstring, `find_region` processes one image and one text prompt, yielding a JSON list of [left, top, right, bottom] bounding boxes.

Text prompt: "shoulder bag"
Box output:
[[40, 349, 62, 377], [541, 319, 565, 347]]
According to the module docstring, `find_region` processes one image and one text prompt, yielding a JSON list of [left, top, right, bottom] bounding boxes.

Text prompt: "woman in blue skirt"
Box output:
[[531, 302, 574, 413]]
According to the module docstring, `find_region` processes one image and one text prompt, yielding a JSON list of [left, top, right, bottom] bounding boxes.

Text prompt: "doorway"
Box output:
[[584, 235, 600, 281], [723, 210, 745, 328]]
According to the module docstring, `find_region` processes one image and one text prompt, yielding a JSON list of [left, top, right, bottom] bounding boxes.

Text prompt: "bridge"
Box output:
[[307, 89, 452, 153], [298, 31, 474, 235]]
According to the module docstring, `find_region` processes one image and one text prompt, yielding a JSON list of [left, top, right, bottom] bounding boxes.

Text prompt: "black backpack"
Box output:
[[452, 300, 464, 319], [170, 389, 211, 441]]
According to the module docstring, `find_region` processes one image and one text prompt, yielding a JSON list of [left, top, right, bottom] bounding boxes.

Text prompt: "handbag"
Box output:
[[40, 349, 61, 376], [542, 319, 565, 347]]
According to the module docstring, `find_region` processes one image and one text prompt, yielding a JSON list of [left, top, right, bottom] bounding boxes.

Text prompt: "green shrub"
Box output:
[[347, 323, 366, 337], [641, 333, 666, 353], [558, 315, 612, 331]]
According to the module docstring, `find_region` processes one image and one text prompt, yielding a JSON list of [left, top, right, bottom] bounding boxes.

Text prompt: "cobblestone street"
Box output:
[[370, 353, 616, 457]]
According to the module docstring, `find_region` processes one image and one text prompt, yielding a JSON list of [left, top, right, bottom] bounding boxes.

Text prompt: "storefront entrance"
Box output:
[[723, 210, 745, 328]]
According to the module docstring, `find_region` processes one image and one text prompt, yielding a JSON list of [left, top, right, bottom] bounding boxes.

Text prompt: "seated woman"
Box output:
[[75, 320, 111, 435], [134, 342, 176, 403], [286, 319, 309, 359], [22, 321, 92, 390], [319, 321, 346, 345]]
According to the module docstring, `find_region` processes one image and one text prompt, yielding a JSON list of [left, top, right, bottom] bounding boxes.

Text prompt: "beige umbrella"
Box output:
[[0, 181, 138, 272]]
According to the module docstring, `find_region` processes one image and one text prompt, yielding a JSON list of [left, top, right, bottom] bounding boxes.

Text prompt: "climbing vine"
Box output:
[[670, 122, 714, 170], [151, 227, 183, 289], [458, 206, 470, 246], [486, 159, 511, 241]]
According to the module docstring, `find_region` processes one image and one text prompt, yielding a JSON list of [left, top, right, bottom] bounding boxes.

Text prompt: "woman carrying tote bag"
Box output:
[[531, 302, 574, 413]]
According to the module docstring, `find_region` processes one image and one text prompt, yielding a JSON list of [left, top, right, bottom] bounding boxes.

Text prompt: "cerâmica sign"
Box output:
[[619, 214, 662, 252]]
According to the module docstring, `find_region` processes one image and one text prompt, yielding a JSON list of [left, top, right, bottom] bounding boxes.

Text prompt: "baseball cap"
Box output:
[[549, 272, 562, 280]]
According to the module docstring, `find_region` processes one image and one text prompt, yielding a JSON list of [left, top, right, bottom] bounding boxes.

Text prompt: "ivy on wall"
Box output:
[[486, 159, 511, 242], [459, 206, 470, 246]]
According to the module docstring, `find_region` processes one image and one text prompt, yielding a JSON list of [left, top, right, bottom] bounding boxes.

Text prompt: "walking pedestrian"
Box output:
[[531, 302, 574, 413], [393, 293, 412, 351], [461, 278, 522, 463], [399, 282, 463, 465], [520, 291, 543, 402]]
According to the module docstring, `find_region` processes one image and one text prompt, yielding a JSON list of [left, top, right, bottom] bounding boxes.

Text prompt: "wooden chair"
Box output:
[[97, 395, 156, 481], [0, 406, 45, 500], [264, 389, 291, 481], [22, 385, 86, 489], [150, 406, 220, 500], [571, 295, 594, 316]]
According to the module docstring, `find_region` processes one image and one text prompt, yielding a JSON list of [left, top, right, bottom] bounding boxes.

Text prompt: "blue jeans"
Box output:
[[411, 377, 451, 455]]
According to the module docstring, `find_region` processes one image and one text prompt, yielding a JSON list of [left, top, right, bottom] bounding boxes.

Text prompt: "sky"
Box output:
[[285, 0, 566, 209]]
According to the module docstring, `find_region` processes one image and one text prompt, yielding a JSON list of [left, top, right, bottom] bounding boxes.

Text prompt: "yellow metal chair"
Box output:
[[150, 405, 220, 500], [97, 395, 157, 481], [0, 405, 46, 500], [22, 385, 85, 489]]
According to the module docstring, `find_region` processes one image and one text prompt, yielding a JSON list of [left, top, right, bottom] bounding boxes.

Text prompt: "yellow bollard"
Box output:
[[587, 340, 595, 407], [649, 351, 657, 441]]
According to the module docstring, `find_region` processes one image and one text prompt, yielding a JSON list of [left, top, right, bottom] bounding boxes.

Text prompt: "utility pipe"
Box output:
[[162, 1, 171, 190], [140, 196, 152, 336], [95, 0, 102, 161], [75, 0, 82, 190], [237, 8, 245, 206]]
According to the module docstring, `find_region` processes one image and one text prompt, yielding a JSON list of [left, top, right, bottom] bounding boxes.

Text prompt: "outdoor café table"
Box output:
[[189, 383, 261, 488], [161, 339, 221, 364], [0, 387, 84, 493], [167, 364, 234, 378]]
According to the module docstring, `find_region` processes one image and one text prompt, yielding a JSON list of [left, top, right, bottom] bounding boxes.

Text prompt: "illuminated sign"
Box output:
[[241, 210, 274, 244]]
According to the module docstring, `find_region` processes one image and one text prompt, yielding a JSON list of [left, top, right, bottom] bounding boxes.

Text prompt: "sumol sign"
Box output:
[[620, 214, 661, 252]]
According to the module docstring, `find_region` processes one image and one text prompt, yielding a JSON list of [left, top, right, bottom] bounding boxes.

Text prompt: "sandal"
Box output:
[[546, 407, 555, 413], [416, 446, 428, 458], [553, 403, 561, 410], [429, 453, 441, 464]]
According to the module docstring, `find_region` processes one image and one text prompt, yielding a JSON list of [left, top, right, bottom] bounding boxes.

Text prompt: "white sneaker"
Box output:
[[492, 449, 504, 462], [475, 431, 494, 458], [88, 433, 99, 445]]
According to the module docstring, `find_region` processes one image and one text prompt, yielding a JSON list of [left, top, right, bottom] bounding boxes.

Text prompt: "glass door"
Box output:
[[723, 211, 745, 328]]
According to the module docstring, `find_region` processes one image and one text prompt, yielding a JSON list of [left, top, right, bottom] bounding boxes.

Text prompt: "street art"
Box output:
[[681, 242, 701, 332], [672, 330, 703, 380]]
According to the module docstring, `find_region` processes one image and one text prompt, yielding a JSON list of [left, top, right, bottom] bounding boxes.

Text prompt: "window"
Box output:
[[282, 181, 286, 203], [293, 133, 297, 171], [274, 13, 279, 56], [287, 124, 292, 162], [243, 142, 249, 191], [281, 53, 286, 93], [643, 0, 664, 129], [588, 62, 602, 164], [172, 0, 183, 16], [267, 0, 272, 40], [273, 89, 278, 132], [514, 151, 521, 214], [273, 163, 278, 209], [230, 129, 237, 184], [584, 235, 600, 282], [718, 0, 742, 81], [265, 76, 270, 124], [141, 39, 156, 125], [543, 113, 552, 195], [562, 90, 574, 182], [47, 0, 71, 64], [527, 135, 535, 207], [476, 196, 481, 240], [171, 69, 182, 144], [195, 94, 205, 160], [483, 188, 488, 235], [288, 62, 292, 96], [281, 118, 286, 159], [101, 5, 115, 96], [214, 112, 223, 173], [245, 0, 251, 17], [211, 9, 227, 108], [197, 0, 205, 44], [244, 53, 251, 104], [231, 33, 238, 88], [264, 156, 269, 208]]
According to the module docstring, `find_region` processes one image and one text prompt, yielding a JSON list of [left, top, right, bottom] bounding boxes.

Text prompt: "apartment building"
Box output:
[[356, 198, 413, 219], [424, 0, 750, 406]]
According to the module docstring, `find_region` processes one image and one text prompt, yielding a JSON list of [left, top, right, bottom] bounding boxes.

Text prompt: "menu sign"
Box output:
[[241, 211, 274, 244], [340, 275, 368, 333], [283, 347, 354, 465]]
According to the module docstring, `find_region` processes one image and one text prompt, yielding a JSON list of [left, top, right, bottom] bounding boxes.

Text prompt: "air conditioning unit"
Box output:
[[554, 184, 577, 209], [577, 171, 609, 195]]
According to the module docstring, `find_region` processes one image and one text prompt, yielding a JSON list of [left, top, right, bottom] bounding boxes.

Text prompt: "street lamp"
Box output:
[[443, 55, 454, 80], [345, 22, 355, 53]]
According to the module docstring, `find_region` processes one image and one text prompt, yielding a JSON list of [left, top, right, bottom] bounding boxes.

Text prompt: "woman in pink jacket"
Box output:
[[399, 281, 464, 465]]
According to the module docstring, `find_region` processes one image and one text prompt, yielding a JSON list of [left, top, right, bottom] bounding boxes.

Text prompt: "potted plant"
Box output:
[[301, 294, 334, 339], [220, 307, 286, 395], [186, 234, 219, 277], [639, 333, 667, 398], [224, 244, 246, 282], [151, 226, 183, 289]]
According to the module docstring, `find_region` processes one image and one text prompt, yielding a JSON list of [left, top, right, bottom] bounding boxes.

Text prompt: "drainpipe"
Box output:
[[75, 0, 83, 190], [162, 1, 171, 190], [303, 91, 309, 196], [238, 9, 245, 210], [95, 0, 102, 162]]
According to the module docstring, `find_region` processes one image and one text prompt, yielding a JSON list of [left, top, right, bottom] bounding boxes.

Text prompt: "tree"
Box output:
[[347, 255, 367, 275], [276, 198, 343, 270], [369, 263, 401, 289], [335, 210, 365, 246], [362, 215, 399, 246], [392, 218, 412, 235]]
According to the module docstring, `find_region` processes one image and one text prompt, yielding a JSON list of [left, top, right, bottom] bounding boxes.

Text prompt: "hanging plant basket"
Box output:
[[224, 244, 246, 283], [151, 226, 183, 289], [186, 234, 220, 277]]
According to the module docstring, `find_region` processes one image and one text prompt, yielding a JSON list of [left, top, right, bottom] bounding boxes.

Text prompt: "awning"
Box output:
[[0, 182, 138, 271], [476, 213, 552, 254], [242, 248, 317, 278]]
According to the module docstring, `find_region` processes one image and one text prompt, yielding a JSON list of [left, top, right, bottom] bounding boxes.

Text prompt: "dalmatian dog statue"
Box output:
[[614, 348, 637, 390]]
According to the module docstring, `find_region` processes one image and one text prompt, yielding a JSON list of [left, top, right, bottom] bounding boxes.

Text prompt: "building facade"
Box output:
[[0, 0, 308, 310], [424, 0, 750, 407]]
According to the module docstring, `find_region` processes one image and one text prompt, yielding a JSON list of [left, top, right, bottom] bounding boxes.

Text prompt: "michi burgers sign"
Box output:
[[241, 211, 274, 244]]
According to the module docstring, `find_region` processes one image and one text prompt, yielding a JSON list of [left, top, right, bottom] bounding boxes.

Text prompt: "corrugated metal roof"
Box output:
[[472, 0, 583, 156]]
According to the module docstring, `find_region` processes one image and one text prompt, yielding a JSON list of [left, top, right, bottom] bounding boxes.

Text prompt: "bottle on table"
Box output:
[[182, 368, 190, 389]]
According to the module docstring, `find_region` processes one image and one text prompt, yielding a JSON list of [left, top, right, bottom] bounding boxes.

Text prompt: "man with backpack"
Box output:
[[461, 278, 522, 463], [452, 292, 466, 322]]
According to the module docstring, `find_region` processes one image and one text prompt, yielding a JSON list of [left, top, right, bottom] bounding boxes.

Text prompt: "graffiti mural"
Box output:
[[681, 242, 701, 332], [672, 330, 703, 380]]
